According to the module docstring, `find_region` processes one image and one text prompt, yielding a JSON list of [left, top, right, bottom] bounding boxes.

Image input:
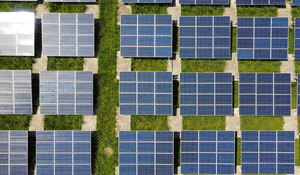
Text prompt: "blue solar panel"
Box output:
[[237, 0, 285, 5], [237, 17, 288, 60], [180, 73, 232, 116], [119, 71, 173, 115], [179, 0, 229, 4], [293, 0, 300, 5], [119, 131, 173, 175], [120, 15, 172, 57], [179, 16, 231, 59], [36, 131, 91, 175], [181, 131, 235, 174], [241, 131, 294, 174], [239, 73, 291, 116]]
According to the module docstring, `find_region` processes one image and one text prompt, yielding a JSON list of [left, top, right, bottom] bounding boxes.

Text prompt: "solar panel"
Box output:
[[180, 73, 232, 116], [39, 71, 93, 115], [181, 131, 235, 175], [0, 12, 35, 56], [42, 13, 94, 57], [241, 131, 294, 174], [179, 16, 231, 59], [36, 131, 91, 175], [0, 70, 32, 114], [119, 71, 173, 115], [45, 0, 95, 2], [179, 0, 229, 4], [120, 15, 172, 58], [239, 73, 291, 116], [236, 0, 285, 5], [294, 18, 300, 59], [237, 17, 288, 60], [119, 131, 174, 175], [293, 0, 300, 5], [122, 0, 171, 2]]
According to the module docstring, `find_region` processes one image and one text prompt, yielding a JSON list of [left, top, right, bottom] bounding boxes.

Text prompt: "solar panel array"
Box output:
[[179, 0, 229, 5], [0, 131, 28, 175], [0, 12, 35, 56], [119, 131, 174, 175], [181, 131, 235, 175], [36, 131, 91, 175], [42, 13, 94, 57], [297, 74, 300, 115], [0, 70, 32, 114], [40, 71, 93, 115], [242, 131, 294, 174], [122, 0, 172, 2], [120, 15, 172, 58], [236, 0, 285, 5], [239, 73, 291, 116], [119, 71, 173, 115], [180, 73, 232, 116], [179, 16, 231, 59], [237, 17, 289, 60], [45, 0, 95, 2], [295, 18, 300, 59], [293, 0, 300, 6]]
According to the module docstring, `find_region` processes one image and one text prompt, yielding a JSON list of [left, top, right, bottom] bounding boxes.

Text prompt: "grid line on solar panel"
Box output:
[[181, 131, 235, 175], [180, 73, 233, 116], [42, 13, 94, 57], [179, 0, 229, 5], [179, 16, 231, 59], [239, 73, 291, 116], [122, 0, 172, 2], [39, 71, 93, 115], [293, 0, 300, 6], [236, 0, 285, 5], [294, 18, 300, 59], [0, 70, 32, 114], [241, 131, 294, 174], [120, 15, 172, 58], [119, 131, 174, 175], [237, 17, 288, 60], [119, 71, 173, 115], [36, 131, 91, 175]]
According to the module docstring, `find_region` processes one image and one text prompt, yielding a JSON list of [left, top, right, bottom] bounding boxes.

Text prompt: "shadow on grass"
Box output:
[[28, 131, 36, 175], [174, 132, 180, 174], [32, 74, 39, 114], [91, 131, 99, 174]]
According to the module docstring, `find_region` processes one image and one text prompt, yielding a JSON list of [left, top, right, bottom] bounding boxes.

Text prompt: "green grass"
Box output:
[[181, 6, 225, 16], [45, 2, 86, 13], [287, 0, 291, 2], [292, 7, 300, 21], [296, 139, 300, 166], [182, 116, 226, 130], [232, 28, 237, 53], [0, 57, 34, 70], [236, 138, 241, 165], [298, 116, 300, 133], [131, 116, 169, 130], [241, 116, 284, 130], [131, 59, 167, 71], [0, 115, 31, 130], [292, 82, 297, 109], [181, 59, 226, 72], [47, 57, 84, 70], [237, 6, 278, 17], [131, 4, 167, 14], [238, 60, 281, 73], [234, 81, 239, 108], [44, 115, 83, 130], [295, 61, 300, 75], [289, 28, 294, 54], [0, 2, 36, 12]]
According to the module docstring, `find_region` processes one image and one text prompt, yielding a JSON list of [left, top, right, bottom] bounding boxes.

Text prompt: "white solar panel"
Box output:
[[0, 12, 35, 56]]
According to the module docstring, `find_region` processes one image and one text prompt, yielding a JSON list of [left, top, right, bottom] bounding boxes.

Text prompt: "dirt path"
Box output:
[[226, 108, 241, 137], [168, 109, 182, 131], [167, 0, 181, 21], [84, 58, 98, 73], [32, 56, 48, 74], [281, 54, 296, 82], [82, 115, 97, 131], [29, 107, 44, 131], [278, 2, 293, 27], [116, 51, 131, 79], [225, 53, 239, 81], [115, 107, 131, 137], [117, 0, 132, 25], [223, 0, 237, 26], [283, 109, 299, 139]]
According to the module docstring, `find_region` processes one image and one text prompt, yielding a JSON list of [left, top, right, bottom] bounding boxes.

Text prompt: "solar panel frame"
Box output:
[[241, 131, 295, 174], [119, 131, 174, 175], [237, 17, 289, 60], [236, 0, 286, 5], [239, 73, 291, 116], [179, 0, 229, 5], [39, 71, 93, 115]]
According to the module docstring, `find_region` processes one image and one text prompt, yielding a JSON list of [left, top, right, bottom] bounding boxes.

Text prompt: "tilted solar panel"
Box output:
[[179, 0, 229, 5], [179, 16, 231, 59], [122, 0, 172, 2], [181, 131, 235, 175], [180, 73, 232, 116], [39, 71, 93, 115], [237, 17, 288, 60], [293, 0, 300, 5], [236, 0, 285, 5], [119, 131, 174, 175], [241, 131, 294, 174], [120, 15, 172, 58], [119, 71, 173, 115]]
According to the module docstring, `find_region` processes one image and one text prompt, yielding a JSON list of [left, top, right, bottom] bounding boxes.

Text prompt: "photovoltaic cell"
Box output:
[[179, 0, 229, 5], [294, 0, 300, 6], [179, 16, 231, 59], [241, 131, 294, 174], [36, 131, 91, 175], [42, 13, 94, 57], [236, 0, 285, 5], [119, 71, 173, 115], [237, 17, 288, 60], [239, 73, 291, 116], [40, 71, 93, 115], [180, 73, 232, 116], [119, 131, 173, 175], [120, 15, 172, 57], [181, 131, 235, 174]]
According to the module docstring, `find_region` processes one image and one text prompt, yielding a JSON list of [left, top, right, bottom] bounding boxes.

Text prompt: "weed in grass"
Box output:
[[292, 7, 300, 21], [292, 82, 297, 109], [241, 116, 284, 130], [182, 116, 226, 130], [236, 138, 241, 165], [234, 81, 239, 108], [0, 115, 31, 130], [181, 6, 225, 16], [238, 60, 281, 73], [295, 61, 300, 74], [131, 115, 169, 131], [289, 28, 294, 54], [47, 57, 84, 70], [44, 115, 83, 130], [131, 3, 168, 14], [45, 2, 86, 13], [182, 59, 226, 72], [232, 28, 237, 53], [0, 57, 34, 70], [237, 6, 277, 17], [131, 58, 167, 71], [0, 2, 36, 12]]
